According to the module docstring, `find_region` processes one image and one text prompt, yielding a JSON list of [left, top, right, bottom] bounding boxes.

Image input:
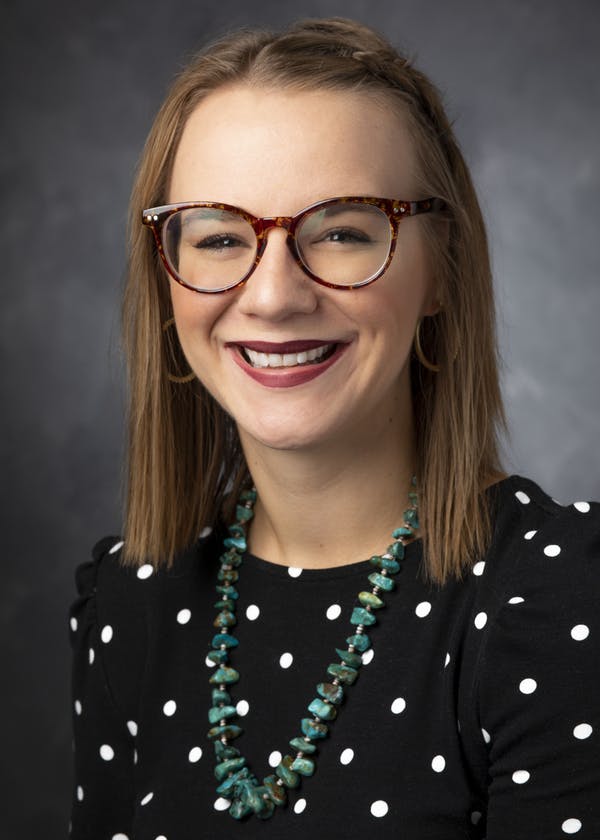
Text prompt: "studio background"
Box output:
[[1, 0, 598, 836]]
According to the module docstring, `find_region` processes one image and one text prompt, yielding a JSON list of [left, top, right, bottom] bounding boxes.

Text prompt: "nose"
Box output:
[[236, 227, 319, 321]]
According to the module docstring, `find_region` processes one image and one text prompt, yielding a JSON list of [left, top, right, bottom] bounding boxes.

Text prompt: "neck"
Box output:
[[238, 411, 417, 570]]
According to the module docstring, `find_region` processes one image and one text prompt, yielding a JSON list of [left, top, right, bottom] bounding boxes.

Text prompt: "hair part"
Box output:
[[121, 17, 506, 583]]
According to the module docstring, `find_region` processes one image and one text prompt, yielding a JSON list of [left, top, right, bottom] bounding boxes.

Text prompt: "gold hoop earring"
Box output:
[[414, 318, 440, 373], [162, 317, 196, 383]]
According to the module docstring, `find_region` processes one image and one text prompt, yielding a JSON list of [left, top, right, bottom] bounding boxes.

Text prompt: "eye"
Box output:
[[318, 227, 373, 245], [192, 233, 250, 252]]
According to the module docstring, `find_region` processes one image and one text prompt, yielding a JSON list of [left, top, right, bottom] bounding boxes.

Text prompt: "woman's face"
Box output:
[[168, 85, 437, 452]]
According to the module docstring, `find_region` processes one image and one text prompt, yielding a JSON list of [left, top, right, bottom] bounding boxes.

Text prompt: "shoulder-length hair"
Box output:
[[121, 17, 506, 583]]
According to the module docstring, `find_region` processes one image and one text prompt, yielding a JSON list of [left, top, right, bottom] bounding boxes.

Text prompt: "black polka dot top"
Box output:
[[68, 476, 600, 839]]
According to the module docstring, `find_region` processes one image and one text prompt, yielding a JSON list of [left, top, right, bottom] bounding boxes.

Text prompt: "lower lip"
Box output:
[[231, 344, 349, 388]]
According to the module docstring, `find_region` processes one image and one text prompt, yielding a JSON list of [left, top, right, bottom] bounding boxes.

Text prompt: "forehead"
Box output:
[[169, 85, 418, 212]]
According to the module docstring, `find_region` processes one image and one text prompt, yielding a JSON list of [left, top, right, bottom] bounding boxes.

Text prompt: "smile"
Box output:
[[241, 343, 335, 368], [228, 339, 349, 389]]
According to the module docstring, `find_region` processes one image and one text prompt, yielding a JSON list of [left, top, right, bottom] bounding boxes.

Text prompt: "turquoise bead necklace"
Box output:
[[207, 478, 419, 821]]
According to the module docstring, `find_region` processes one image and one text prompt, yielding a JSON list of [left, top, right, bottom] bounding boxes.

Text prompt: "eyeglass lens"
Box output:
[[162, 203, 392, 291]]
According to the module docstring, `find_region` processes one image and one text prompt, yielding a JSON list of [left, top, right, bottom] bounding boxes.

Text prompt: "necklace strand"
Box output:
[[207, 478, 419, 821]]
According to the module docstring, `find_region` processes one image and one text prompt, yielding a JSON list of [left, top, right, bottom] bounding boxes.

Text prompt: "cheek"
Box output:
[[169, 283, 224, 359]]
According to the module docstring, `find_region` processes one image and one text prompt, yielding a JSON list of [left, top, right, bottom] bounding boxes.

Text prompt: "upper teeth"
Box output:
[[244, 344, 333, 368]]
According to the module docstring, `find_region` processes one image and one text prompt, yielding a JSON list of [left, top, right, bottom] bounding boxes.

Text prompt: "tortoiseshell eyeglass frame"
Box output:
[[142, 195, 444, 293]]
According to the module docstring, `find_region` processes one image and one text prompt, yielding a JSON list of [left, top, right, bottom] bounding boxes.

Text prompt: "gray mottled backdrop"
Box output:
[[1, 0, 598, 835]]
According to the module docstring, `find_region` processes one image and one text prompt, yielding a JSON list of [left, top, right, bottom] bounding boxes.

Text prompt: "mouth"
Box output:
[[239, 342, 338, 369]]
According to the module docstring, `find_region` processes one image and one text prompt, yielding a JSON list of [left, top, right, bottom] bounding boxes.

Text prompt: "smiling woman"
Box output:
[[68, 16, 600, 840]]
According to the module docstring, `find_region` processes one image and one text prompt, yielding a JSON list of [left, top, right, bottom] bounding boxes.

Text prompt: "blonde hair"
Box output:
[[121, 17, 506, 583]]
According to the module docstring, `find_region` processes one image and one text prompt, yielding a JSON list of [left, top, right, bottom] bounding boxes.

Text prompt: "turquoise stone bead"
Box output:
[[308, 697, 337, 720], [208, 704, 237, 724], [217, 568, 239, 584], [276, 755, 300, 788], [209, 666, 239, 685], [215, 756, 246, 781], [212, 633, 239, 650], [404, 508, 419, 528], [392, 526, 413, 539], [215, 585, 238, 599], [327, 663, 359, 685], [223, 536, 247, 551], [301, 718, 329, 739], [214, 610, 236, 628], [227, 523, 245, 539], [255, 791, 275, 820], [387, 541, 405, 560], [239, 488, 257, 502], [317, 682, 344, 705], [346, 633, 370, 652], [291, 756, 315, 776], [370, 554, 401, 573], [289, 736, 317, 753], [236, 504, 253, 522], [358, 591, 384, 609], [214, 740, 239, 760], [408, 491, 418, 503], [264, 774, 287, 806], [237, 779, 266, 813], [368, 571, 395, 591], [335, 647, 363, 668], [229, 797, 252, 820], [216, 766, 249, 795], [207, 723, 243, 740], [213, 599, 236, 611], [206, 649, 229, 666], [350, 606, 377, 626]]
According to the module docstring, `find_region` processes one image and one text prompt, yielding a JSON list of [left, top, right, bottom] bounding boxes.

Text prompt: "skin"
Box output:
[[168, 85, 439, 568]]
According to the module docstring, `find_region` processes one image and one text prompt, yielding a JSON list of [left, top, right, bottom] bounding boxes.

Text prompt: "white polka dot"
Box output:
[[74, 699, 82, 716], [189, 746, 203, 762], [573, 723, 593, 740], [444, 652, 451, 667], [391, 697, 406, 714], [512, 769, 530, 784], [137, 564, 154, 580], [508, 596, 525, 604], [100, 744, 114, 761], [340, 747, 354, 765], [163, 700, 177, 717], [88, 647, 95, 665], [205, 654, 217, 668], [268, 750, 282, 768], [544, 544, 561, 557], [562, 818, 582, 834], [214, 797, 231, 811], [133, 749, 138, 764], [326, 604, 342, 620], [294, 798, 307, 814], [519, 678, 537, 695], [279, 652, 294, 669], [481, 728, 491, 744], [141, 792, 154, 805], [127, 720, 138, 737], [288, 567, 303, 578], [524, 530, 537, 540], [155, 836, 167, 840], [474, 612, 488, 629], [101, 625, 113, 644], [177, 609, 191, 624], [574, 501, 590, 513], [472, 561, 485, 576], [246, 604, 260, 621], [199, 525, 213, 538], [77, 785, 84, 801], [108, 540, 124, 554], [471, 811, 482, 825], [415, 601, 432, 618], [571, 624, 589, 641], [236, 699, 250, 716], [70, 617, 78, 632], [515, 490, 530, 504], [112, 835, 129, 840], [370, 800, 388, 817], [431, 755, 446, 772], [362, 649, 374, 665]]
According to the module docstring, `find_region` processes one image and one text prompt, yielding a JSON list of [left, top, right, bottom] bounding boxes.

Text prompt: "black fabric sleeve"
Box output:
[[68, 537, 148, 839], [476, 504, 600, 839]]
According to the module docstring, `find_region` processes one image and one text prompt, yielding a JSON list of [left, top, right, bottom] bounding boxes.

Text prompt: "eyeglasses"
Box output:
[[142, 195, 443, 293]]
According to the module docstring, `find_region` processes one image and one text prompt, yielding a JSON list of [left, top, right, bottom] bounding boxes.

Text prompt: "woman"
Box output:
[[68, 17, 599, 839]]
